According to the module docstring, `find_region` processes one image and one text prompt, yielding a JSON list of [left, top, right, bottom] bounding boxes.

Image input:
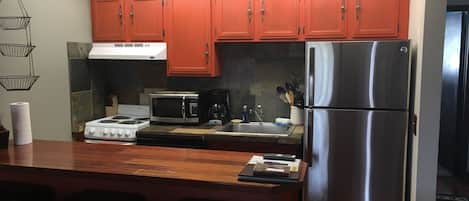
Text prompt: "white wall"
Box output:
[[0, 0, 92, 141], [408, 0, 446, 200]]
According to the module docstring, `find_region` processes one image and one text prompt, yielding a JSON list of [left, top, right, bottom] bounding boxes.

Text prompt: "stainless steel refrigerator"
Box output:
[[304, 41, 410, 201]]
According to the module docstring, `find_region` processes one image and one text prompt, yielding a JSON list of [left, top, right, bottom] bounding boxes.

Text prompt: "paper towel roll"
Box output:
[[10, 102, 32, 145]]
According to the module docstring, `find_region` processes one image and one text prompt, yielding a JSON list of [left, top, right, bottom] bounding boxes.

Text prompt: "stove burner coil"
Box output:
[[119, 120, 144, 125], [99, 120, 119, 124]]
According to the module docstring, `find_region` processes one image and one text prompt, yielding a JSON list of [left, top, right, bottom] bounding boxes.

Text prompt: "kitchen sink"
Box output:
[[215, 122, 294, 136]]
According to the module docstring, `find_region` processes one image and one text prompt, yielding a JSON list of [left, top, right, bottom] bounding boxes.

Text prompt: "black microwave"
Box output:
[[150, 91, 199, 124]]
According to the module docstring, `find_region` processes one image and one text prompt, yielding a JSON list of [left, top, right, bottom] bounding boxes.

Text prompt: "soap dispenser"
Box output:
[[241, 105, 250, 123]]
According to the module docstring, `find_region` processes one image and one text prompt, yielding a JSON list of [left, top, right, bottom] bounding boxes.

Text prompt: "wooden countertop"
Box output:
[[0, 140, 306, 189]]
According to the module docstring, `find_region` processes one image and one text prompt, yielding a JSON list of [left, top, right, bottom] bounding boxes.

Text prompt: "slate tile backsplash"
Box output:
[[90, 43, 305, 122]]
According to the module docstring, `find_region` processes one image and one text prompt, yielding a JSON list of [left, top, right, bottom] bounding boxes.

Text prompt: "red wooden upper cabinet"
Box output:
[[214, 0, 255, 40], [256, 0, 300, 40], [304, 0, 347, 39], [127, 0, 164, 41], [166, 0, 216, 76], [349, 0, 400, 38], [91, 0, 126, 42]]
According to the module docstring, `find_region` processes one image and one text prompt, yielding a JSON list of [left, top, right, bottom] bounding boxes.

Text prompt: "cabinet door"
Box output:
[[214, 0, 254, 40], [304, 0, 346, 39], [349, 0, 400, 38], [91, 0, 126, 42], [166, 0, 214, 76], [127, 0, 164, 41], [257, 0, 299, 40]]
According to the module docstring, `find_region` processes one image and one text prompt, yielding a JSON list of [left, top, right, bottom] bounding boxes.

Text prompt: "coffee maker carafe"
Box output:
[[208, 104, 227, 125], [199, 89, 231, 125]]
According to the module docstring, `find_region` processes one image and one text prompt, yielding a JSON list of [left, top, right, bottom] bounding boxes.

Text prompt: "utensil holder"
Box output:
[[0, 129, 9, 149], [290, 106, 304, 125]]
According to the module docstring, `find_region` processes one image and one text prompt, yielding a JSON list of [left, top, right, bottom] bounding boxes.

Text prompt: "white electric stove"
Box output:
[[84, 105, 150, 145]]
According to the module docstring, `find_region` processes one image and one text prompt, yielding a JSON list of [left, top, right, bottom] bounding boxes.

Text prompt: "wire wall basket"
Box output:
[[0, 75, 39, 91], [0, 0, 39, 91], [0, 43, 35, 57], [0, 16, 31, 30], [0, 0, 30, 30], [0, 55, 39, 91]]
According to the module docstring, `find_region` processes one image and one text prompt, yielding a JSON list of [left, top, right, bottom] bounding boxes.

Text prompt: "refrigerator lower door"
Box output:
[[304, 109, 407, 201]]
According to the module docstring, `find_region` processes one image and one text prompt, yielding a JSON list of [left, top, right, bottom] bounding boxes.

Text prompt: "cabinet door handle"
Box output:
[[118, 4, 123, 25], [355, 0, 361, 20], [181, 97, 186, 120], [130, 4, 135, 24], [260, 0, 265, 23], [247, 0, 253, 23], [204, 43, 209, 65], [341, 0, 346, 20]]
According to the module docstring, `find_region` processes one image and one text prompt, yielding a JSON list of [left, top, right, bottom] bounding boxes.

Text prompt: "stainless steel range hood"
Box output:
[[88, 42, 167, 60]]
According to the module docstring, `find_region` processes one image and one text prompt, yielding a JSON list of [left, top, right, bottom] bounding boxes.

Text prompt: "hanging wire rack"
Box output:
[[0, 0, 39, 91], [0, 0, 30, 30], [0, 24, 35, 57], [0, 54, 39, 91]]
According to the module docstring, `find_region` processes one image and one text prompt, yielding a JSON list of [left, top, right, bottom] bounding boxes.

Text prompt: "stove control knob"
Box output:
[[125, 130, 131, 138], [89, 128, 96, 135], [103, 128, 110, 136]]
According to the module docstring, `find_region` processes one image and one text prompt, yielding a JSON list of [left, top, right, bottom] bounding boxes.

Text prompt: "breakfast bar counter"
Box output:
[[0, 140, 306, 201]]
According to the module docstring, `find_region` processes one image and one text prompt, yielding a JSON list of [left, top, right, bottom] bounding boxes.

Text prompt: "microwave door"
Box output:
[[152, 98, 184, 122]]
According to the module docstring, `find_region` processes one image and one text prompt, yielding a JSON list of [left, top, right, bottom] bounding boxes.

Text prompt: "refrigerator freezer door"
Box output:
[[304, 108, 407, 201], [305, 41, 410, 110]]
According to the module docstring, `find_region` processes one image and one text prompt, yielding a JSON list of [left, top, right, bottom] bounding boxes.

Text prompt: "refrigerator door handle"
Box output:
[[303, 108, 313, 167], [305, 45, 315, 106]]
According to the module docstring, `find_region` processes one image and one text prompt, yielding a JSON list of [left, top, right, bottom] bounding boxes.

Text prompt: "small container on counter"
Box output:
[[0, 128, 9, 149], [231, 119, 242, 125], [275, 118, 292, 127], [241, 105, 250, 123]]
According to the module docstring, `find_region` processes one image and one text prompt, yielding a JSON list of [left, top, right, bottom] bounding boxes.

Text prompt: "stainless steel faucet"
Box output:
[[254, 104, 264, 122]]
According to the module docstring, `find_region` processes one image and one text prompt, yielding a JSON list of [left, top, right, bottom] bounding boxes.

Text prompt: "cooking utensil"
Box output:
[[291, 78, 300, 93], [276, 86, 289, 104], [287, 91, 295, 106], [285, 83, 296, 105], [285, 82, 295, 105], [285, 82, 294, 93], [276, 86, 286, 95], [294, 92, 304, 107]]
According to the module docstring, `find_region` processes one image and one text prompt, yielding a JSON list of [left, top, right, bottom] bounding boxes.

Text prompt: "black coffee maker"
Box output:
[[199, 89, 231, 125]]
